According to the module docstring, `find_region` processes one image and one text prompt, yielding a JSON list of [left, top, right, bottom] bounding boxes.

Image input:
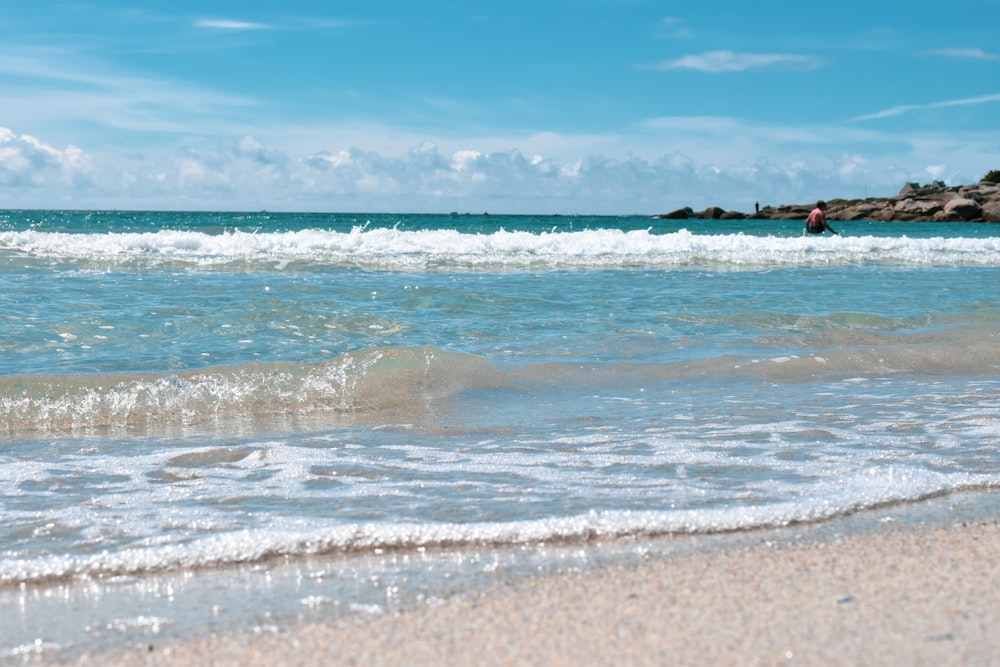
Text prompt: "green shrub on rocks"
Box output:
[[983, 170, 1000, 184]]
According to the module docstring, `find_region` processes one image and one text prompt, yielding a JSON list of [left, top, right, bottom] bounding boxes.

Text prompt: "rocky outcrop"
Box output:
[[655, 180, 1000, 222]]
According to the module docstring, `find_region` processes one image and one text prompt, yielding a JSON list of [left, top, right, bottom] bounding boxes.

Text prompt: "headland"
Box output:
[[657, 180, 1000, 222]]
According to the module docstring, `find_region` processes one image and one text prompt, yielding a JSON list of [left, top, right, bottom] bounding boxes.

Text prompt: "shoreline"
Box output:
[[66, 508, 1000, 666]]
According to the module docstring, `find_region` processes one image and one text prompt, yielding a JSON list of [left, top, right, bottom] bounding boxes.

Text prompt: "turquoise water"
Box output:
[[3, 210, 1000, 658]]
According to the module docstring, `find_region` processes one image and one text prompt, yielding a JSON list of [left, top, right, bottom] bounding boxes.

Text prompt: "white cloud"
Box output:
[[852, 93, 1000, 121], [451, 150, 482, 171], [643, 50, 823, 73], [0, 127, 91, 188], [924, 164, 948, 181], [925, 48, 1000, 61], [2, 118, 998, 214], [195, 19, 275, 31], [657, 17, 692, 40]]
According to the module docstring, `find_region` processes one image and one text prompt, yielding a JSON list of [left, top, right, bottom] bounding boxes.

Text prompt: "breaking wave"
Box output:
[[4, 227, 1000, 269], [0, 347, 501, 434], [3, 470, 998, 586]]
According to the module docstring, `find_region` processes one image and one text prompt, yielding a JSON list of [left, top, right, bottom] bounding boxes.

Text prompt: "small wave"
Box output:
[[4, 228, 1000, 269], [1, 472, 995, 586], [740, 324, 1000, 380], [508, 323, 1000, 387], [5, 321, 999, 435], [0, 346, 501, 434]]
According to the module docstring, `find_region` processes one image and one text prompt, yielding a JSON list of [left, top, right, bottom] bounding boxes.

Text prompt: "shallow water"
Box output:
[[2, 210, 1000, 659]]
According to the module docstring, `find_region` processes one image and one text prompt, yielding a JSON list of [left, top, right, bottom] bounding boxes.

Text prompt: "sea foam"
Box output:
[[4, 228, 1000, 269]]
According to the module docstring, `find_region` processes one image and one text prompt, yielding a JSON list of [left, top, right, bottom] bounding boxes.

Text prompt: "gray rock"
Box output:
[[943, 197, 983, 221]]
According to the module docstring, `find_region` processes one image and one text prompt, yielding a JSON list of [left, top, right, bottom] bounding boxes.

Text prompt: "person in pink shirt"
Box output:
[[805, 200, 838, 235]]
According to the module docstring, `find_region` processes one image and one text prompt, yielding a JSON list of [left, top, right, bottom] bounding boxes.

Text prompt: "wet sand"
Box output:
[[69, 518, 1000, 667]]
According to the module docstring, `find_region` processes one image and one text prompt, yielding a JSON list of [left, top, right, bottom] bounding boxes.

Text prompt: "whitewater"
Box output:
[[5, 224, 1000, 268]]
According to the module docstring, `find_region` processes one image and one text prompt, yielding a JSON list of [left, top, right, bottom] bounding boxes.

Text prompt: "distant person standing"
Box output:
[[805, 200, 838, 235]]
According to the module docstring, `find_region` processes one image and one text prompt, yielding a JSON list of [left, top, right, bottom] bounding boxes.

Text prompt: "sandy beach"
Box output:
[[68, 517, 1000, 667]]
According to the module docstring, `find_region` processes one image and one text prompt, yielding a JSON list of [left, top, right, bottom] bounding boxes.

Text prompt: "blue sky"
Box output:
[[1, 1, 998, 214]]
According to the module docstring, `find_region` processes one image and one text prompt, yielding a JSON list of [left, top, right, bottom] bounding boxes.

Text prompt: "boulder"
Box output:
[[765, 205, 812, 219], [654, 207, 693, 219], [696, 206, 726, 219], [982, 199, 1000, 223], [962, 182, 1000, 201], [869, 207, 898, 221], [943, 197, 983, 221], [832, 203, 885, 220], [892, 198, 944, 217]]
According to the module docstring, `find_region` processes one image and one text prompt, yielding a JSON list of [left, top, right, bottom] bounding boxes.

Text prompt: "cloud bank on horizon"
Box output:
[[1, 1, 998, 214]]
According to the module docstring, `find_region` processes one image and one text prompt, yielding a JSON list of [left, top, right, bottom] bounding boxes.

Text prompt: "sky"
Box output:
[[1, 0, 998, 214]]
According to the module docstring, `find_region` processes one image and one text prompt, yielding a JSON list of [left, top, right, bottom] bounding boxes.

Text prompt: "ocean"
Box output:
[[2, 210, 1000, 661]]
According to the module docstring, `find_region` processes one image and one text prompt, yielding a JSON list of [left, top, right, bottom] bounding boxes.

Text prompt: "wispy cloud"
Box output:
[[193, 17, 355, 33], [924, 48, 1000, 61], [195, 19, 275, 31], [853, 93, 1000, 121], [642, 50, 822, 73], [0, 47, 259, 135], [657, 17, 692, 40]]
